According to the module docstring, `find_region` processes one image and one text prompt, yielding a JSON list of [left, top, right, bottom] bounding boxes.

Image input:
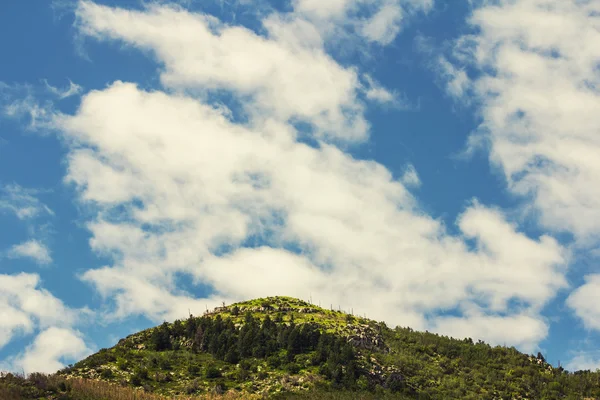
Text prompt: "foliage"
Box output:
[[8, 296, 600, 399], [0, 372, 260, 400]]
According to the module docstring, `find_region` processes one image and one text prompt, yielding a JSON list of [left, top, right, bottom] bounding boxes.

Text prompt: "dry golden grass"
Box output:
[[68, 377, 264, 399], [0, 372, 265, 400]]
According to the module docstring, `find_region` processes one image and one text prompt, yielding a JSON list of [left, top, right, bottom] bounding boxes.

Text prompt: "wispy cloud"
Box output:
[[565, 352, 600, 372], [43, 79, 83, 99], [0, 184, 53, 220], [400, 164, 421, 188]]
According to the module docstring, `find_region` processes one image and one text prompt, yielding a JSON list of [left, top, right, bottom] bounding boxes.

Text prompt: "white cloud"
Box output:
[[363, 74, 400, 105], [75, 0, 369, 142], [0, 184, 53, 220], [400, 164, 421, 188], [431, 312, 548, 354], [54, 75, 566, 350], [566, 274, 600, 331], [43, 79, 83, 99], [292, 0, 432, 44], [452, 0, 600, 245], [7, 240, 52, 265], [435, 56, 471, 100], [0, 0, 570, 363], [0, 84, 57, 131], [0, 273, 80, 349], [9, 327, 91, 375], [438, 0, 600, 336], [565, 352, 600, 372], [360, 1, 404, 45]]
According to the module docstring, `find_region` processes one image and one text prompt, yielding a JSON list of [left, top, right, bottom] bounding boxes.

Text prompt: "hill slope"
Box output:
[[3, 296, 600, 399]]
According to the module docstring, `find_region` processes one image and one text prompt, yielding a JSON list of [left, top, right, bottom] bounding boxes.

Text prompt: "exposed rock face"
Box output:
[[345, 324, 389, 353], [360, 355, 405, 388]]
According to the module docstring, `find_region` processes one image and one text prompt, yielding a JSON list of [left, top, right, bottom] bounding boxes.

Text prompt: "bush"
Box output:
[[185, 379, 201, 394], [100, 368, 114, 379], [187, 363, 200, 376], [257, 370, 268, 380], [130, 374, 142, 387], [131, 367, 149, 386], [212, 380, 226, 395], [286, 362, 301, 374], [236, 368, 250, 382], [205, 365, 222, 379], [268, 354, 282, 368], [117, 359, 130, 371]]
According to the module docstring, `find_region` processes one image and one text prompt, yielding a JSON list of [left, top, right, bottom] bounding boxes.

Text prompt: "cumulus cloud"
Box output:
[[566, 274, 600, 331], [435, 0, 600, 337], [360, 1, 404, 45], [0, 1, 573, 368], [292, 0, 433, 44], [451, 0, 600, 245], [7, 240, 52, 265], [0, 273, 80, 349], [75, 0, 369, 142], [55, 74, 566, 352], [8, 327, 91, 374]]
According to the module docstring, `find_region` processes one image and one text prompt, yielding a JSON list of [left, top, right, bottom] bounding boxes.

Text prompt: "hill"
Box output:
[[2, 296, 600, 399]]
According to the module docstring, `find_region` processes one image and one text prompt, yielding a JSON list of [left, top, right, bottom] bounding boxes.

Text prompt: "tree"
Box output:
[[172, 319, 185, 337], [193, 326, 205, 352], [151, 322, 172, 351], [225, 347, 240, 364], [537, 352, 546, 363]]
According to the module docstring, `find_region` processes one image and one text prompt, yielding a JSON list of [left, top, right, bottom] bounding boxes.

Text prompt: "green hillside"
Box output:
[[2, 296, 600, 399]]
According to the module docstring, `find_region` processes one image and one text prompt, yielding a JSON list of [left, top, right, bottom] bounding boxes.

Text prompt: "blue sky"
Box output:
[[1, 0, 600, 373]]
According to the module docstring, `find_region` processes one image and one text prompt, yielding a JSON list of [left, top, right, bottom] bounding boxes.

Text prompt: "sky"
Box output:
[[0, 0, 600, 374]]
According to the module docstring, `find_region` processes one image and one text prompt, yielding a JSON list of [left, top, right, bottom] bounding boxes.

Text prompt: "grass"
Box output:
[[0, 371, 265, 400], [215, 296, 376, 336]]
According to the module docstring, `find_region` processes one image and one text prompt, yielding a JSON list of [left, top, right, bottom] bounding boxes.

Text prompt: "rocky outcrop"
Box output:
[[345, 324, 388, 353], [360, 355, 405, 388]]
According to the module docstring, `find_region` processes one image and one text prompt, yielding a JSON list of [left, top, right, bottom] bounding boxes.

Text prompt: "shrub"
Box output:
[[205, 364, 222, 379], [286, 362, 301, 374], [185, 378, 201, 394], [117, 359, 130, 371], [131, 367, 149, 386], [257, 370, 268, 380], [236, 368, 250, 382], [268, 354, 282, 368], [100, 368, 114, 379], [187, 363, 200, 376]]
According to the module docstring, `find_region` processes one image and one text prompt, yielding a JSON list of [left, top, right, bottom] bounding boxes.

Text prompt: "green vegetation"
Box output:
[[3, 296, 600, 399]]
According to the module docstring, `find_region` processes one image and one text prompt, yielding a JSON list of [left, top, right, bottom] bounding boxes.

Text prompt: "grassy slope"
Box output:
[[3, 296, 600, 399]]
